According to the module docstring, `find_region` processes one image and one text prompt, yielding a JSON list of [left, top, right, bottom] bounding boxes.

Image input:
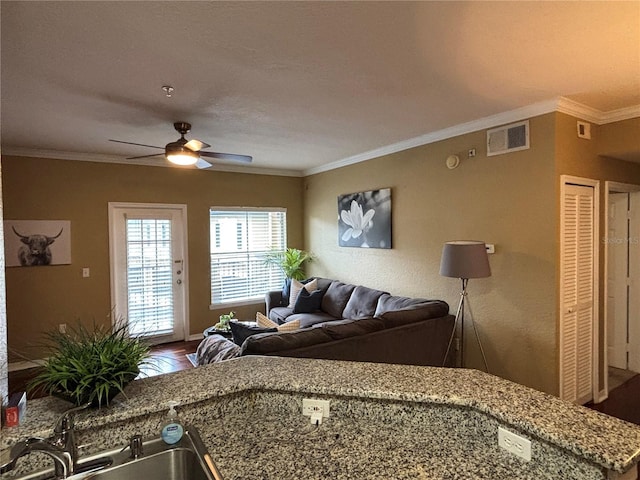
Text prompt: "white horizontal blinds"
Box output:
[[126, 217, 175, 337], [210, 208, 286, 304], [560, 185, 594, 403]]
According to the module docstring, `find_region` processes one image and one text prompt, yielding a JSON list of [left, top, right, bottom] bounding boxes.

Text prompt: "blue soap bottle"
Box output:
[[161, 401, 184, 445]]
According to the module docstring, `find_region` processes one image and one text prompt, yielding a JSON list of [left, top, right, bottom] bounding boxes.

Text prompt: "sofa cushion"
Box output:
[[240, 327, 332, 355], [376, 300, 450, 328], [293, 288, 324, 313], [342, 286, 388, 319], [269, 306, 293, 324], [375, 295, 448, 316], [321, 318, 385, 340], [285, 311, 338, 328], [321, 281, 356, 318], [229, 321, 277, 346]]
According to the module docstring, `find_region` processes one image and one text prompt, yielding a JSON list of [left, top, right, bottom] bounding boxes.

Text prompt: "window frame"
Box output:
[[209, 206, 287, 309]]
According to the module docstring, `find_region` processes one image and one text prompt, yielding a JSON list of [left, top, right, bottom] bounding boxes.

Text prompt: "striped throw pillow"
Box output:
[[256, 312, 300, 332]]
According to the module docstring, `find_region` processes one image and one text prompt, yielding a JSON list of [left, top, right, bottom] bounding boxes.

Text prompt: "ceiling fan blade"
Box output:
[[199, 151, 253, 163], [195, 158, 212, 169], [185, 139, 210, 152], [109, 139, 164, 150], [126, 153, 164, 160]]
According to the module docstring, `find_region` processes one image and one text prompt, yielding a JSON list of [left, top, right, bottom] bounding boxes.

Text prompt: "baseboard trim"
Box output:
[[188, 334, 204, 342]]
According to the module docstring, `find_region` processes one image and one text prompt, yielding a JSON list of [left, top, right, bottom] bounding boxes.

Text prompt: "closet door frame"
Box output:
[[602, 181, 640, 401], [559, 175, 600, 404]]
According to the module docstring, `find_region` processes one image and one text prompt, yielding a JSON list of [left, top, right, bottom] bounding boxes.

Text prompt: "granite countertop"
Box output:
[[2, 356, 640, 475]]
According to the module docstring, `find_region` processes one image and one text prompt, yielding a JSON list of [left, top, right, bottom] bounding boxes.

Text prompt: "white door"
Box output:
[[629, 192, 640, 372], [109, 203, 188, 344], [607, 193, 629, 369], [560, 183, 597, 404]]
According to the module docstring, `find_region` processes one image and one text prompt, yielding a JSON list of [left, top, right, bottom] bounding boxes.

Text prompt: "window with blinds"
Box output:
[[210, 208, 286, 305]]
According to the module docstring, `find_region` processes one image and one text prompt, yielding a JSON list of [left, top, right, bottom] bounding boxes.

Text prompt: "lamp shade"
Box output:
[[439, 241, 491, 279]]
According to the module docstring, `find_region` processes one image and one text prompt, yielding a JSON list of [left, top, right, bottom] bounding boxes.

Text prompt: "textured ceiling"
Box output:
[[1, 1, 639, 174]]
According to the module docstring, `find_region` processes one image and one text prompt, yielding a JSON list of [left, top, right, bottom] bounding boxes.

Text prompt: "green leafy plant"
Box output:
[[214, 311, 235, 331], [28, 320, 151, 408], [264, 248, 314, 280]]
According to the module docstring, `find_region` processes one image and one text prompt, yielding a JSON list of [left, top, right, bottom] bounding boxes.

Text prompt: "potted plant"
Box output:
[[264, 247, 314, 281], [28, 320, 151, 408], [214, 311, 235, 331]]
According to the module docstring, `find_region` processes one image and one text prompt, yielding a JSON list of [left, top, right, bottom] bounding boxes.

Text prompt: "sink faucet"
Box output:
[[0, 437, 73, 478], [0, 402, 90, 479], [50, 402, 91, 473]]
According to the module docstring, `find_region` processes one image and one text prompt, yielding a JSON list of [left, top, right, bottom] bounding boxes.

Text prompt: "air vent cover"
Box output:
[[487, 120, 530, 156]]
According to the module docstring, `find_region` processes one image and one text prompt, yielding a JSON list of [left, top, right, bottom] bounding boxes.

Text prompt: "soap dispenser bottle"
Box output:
[[161, 401, 184, 445]]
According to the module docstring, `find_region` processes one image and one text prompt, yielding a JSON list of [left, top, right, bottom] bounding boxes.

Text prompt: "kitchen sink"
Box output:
[[6, 426, 223, 480]]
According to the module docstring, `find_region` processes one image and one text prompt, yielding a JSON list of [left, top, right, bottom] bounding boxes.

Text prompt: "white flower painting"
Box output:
[[338, 188, 391, 248]]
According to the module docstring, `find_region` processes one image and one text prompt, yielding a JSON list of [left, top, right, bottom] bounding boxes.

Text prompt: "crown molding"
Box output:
[[304, 99, 559, 176], [4, 96, 637, 178], [305, 97, 640, 176], [598, 104, 640, 124], [1, 147, 303, 177], [555, 97, 603, 124], [556, 97, 640, 124]]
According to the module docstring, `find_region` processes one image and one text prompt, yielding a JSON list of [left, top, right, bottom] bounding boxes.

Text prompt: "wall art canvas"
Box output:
[[4, 220, 71, 267], [338, 188, 391, 249]]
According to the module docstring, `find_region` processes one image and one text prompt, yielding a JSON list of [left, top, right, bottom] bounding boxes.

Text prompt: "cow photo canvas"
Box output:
[[338, 188, 391, 249], [4, 220, 71, 267]]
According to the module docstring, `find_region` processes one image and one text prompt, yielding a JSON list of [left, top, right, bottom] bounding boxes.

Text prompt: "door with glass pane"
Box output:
[[109, 204, 187, 343]]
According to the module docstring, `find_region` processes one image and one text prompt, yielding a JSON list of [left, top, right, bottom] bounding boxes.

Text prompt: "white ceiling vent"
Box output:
[[487, 120, 530, 156]]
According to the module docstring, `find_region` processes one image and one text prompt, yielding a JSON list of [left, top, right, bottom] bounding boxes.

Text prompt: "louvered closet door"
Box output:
[[560, 184, 595, 404]]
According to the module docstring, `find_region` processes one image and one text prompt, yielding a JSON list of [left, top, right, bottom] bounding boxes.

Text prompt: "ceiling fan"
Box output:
[[109, 122, 252, 169]]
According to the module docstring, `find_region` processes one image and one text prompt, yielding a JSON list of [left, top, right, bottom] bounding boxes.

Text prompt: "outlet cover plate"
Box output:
[[302, 398, 330, 418], [498, 427, 531, 461]]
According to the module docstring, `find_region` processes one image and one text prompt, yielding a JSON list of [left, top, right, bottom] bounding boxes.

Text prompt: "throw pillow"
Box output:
[[288, 278, 318, 308], [256, 311, 278, 328], [281, 278, 292, 306], [256, 312, 301, 332], [229, 321, 277, 346], [293, 288, 324, 314], [277, 319, 300, 332]]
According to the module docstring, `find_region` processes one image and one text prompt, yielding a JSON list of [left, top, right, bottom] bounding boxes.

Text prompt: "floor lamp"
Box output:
[[439, 241, 491, 371]]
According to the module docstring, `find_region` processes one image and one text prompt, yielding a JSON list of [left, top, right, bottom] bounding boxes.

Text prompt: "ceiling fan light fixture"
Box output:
[[166, 144, 199, 166]]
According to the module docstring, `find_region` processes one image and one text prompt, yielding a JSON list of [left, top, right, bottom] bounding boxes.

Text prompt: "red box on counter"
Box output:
[[3, 392, 27, 427]]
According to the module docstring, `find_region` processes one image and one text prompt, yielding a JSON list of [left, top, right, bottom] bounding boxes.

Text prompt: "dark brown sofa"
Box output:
[[196, 278, 455, 367]]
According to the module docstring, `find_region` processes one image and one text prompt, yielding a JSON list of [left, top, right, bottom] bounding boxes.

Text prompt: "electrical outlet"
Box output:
[[302, 399, 330, 419], [498, 427, 531, 461], [59, 324, 67, 334]]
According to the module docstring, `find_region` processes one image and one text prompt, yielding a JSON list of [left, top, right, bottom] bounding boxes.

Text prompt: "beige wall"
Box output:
[[555, 113, 640, 392], [304, 113, 560, 394], [2, 156, 304, 361], [3, 113, 638, 398], [0, 160, 7, 400], [597, 117, 640, 162]]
